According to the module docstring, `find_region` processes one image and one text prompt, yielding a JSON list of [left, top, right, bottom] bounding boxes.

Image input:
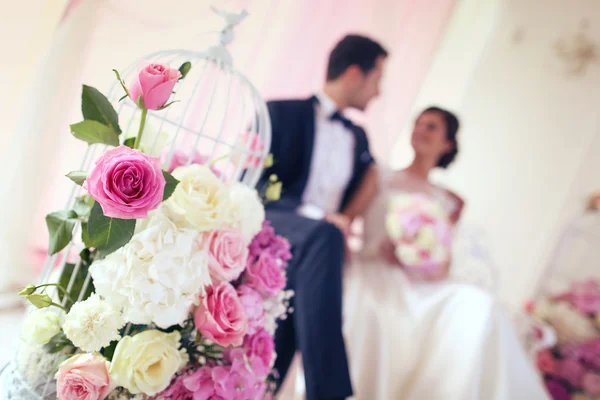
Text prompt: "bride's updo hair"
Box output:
[[423, 106, 460, 169]]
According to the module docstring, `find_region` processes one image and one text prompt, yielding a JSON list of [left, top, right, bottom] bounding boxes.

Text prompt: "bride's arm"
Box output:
[[342, 164, 380, 221]]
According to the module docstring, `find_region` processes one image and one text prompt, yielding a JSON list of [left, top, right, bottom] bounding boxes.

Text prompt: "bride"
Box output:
[[341, 107, 549, 399]]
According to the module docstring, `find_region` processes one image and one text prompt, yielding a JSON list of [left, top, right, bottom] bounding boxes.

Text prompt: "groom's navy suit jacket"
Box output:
[[260, 96, 374, 211]]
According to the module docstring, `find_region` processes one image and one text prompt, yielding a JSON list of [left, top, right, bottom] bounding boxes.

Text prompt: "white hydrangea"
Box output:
[[227, 181, 265, 241], [62, 294, 124, 352], [90, 208, 212, 328]]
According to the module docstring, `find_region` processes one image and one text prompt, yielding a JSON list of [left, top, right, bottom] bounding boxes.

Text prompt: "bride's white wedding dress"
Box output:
[[343, 170, 549, 400]]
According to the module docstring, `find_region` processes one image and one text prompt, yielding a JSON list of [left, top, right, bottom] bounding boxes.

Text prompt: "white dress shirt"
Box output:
[[298, 92, 355, 219]]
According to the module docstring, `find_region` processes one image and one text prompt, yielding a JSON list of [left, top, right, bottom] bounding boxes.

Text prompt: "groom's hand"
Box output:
[[324, 213, 351, 238]]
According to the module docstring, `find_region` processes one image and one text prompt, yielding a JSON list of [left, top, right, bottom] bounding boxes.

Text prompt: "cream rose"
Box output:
[[21, 309, 61, 345], [110, 330, 187, 396], [164, 164, 230, 232], [227, 182, 265, 241]]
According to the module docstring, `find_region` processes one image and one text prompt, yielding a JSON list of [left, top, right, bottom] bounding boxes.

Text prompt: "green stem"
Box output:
[[50, 302, 68, 312], [36, 283, 75, 303], [208, 153, 229, 167], [134, 108, 148, 150]]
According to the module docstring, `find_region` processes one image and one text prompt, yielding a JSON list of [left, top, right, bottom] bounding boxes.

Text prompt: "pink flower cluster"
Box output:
[[157, 221, 290, 400], [530, 279, 600, 399]]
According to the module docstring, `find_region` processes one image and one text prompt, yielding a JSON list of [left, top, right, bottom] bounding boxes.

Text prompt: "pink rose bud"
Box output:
[[194, 282, 248, 347], [205, 228, 249, 282], [56, 353, 115, 400], [84, 145, 165, 219], [129, 63, 181, 110]]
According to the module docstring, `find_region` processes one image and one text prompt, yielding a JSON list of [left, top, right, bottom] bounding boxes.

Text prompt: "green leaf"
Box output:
[[157, 100, 179, 111], [123, 137, 136, 149], [73, 195, 94, 218], [58, 261, 95, 309], [162, 170, 179, 201], [102, 340, 119, 361], [66, 171, 87, 186], [81, 222, 93, 248], [25, 293, 53, 309], [45, 210, 78, 255], [87, 202, 136, 256], [81, 85, 121, 134], [43, 331, 74, 354], [70, 120, 120, 146], [112, 69, 130, 100], [178, 61, 192, 80]]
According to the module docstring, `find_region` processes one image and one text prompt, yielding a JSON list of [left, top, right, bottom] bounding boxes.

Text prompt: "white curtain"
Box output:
[[0, 0, 102, 292]]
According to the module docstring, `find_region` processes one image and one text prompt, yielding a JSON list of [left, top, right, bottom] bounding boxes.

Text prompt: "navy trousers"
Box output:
[[267, 209, 353, 400]]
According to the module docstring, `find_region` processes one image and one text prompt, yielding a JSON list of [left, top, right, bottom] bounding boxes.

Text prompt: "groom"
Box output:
[[261, 34, 388, 400]]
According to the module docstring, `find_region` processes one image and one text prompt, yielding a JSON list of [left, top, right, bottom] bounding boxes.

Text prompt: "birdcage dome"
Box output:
[[1, 7, 273, 399]]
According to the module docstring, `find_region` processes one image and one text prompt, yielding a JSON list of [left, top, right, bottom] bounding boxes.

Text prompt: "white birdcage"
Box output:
[[1, 7, 271, 399]]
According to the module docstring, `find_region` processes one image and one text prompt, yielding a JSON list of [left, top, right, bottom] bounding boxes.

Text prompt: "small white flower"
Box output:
[[227, 182, 265, 241], [263, 289, 294, 335], [62, 294, 124, 352], [21, 309, 62, 345]]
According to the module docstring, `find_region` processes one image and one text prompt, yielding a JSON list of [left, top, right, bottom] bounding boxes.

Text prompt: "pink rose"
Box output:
[[129, 63, 181, 110], [237, 285, 265, 336], [558, 357, 586, 388], [84, 145, 165, 219], [194, 282, 247, 347], [583, 372, 600, 395], [206, 228, 249, 282], [536, 350, 559, 375], [244, 253, 286, 297], [56, 353, 114, 400], [243, 328, 275, 378]]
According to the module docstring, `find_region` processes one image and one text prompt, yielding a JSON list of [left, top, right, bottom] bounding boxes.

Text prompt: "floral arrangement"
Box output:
[[527, 279, 600, 399], [16, 61, 290, 399], [385, 193, 452, 271]]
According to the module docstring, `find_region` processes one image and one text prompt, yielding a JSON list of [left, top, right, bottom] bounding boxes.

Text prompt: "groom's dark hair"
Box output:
[[326, 35, 388, 81]]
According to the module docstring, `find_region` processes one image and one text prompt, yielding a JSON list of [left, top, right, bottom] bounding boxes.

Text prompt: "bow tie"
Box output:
[[329, 110, 353, 129], [311, 95, 353, 129]]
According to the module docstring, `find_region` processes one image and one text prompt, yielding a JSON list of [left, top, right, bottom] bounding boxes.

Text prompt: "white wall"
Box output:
[[392, 0, 600, 306]]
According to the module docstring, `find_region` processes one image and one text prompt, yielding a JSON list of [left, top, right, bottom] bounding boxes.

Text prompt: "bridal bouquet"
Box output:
[[385, 193, 452, 271], [528, 279, 600, 399], [15, 62, 291, 400]]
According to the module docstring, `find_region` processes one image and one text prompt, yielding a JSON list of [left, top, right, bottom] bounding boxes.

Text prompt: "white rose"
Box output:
[[543, 301, 600, 344], [21, 309, 61, 345], [227, 182, 265, 241], [110, 330, 186, 396], [91, 207, 212, 328], [385, 213, 404, 240], [62, 294, 125, 352], [164, 164, 230, 231]]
